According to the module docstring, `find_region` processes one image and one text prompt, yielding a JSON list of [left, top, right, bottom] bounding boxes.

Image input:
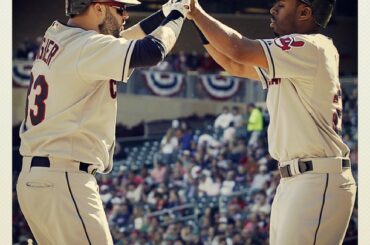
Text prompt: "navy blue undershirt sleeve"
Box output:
[[139, 10, 166, 35], [129, 10, 185, 68], [129, 36, 166, 68]]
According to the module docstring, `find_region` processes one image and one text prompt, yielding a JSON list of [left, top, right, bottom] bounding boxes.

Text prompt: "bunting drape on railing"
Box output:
[[13, 59, 33, 87], [13, 61, 242, 100], [199, 74, 241, 100], [142, 70, 185, 97]]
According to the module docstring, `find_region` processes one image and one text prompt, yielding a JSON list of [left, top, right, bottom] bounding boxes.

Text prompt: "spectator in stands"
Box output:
[[100, 184, 113, 205], [126, 182, 143, 204], [220, 170, 236, 195], [250, 165, 270, 192], [160, 127, 179, 164], [187, 50, 201, 70], [250, 191, 271, 215], [232, 232, 244, 245], [163, 223, 178, 242], [179, 121, 194, 152], [246, 103, 264, 148], [216, 152, 229, 170], [173, 160, 186, 179], [150, 162, 167, 184], [258, 153, 278, 172], [214, 106, 234, 131], [231, 106, 243, 128], [174, 51, 188, 72], [108, 203, 132, 228], [198, 172, 221, 196], [179, 224, 192, 243], [198, 128, 219, 149], [222, 121, 236, 147], [235, 164, 247, 186], [178, 150, 194, 169], [228, 138, 246, 164]]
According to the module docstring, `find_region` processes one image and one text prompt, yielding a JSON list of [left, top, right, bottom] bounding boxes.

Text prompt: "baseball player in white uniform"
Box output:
[[16, 0, 190, 244], [187, 0, 356, 244]]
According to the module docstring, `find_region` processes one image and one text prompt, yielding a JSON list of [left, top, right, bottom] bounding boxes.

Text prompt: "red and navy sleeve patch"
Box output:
[[274, 37, 305, 51]]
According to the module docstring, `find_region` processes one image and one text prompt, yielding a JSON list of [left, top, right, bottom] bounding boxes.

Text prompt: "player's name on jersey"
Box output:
[[268, 78, 281, 86], [35, 37, 60, 66]]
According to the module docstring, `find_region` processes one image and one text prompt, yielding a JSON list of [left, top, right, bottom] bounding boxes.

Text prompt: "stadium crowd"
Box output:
[[13, 86, 358, 244]]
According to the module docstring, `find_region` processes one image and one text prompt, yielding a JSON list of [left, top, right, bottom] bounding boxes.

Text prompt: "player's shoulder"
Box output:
[[270, 33, 336, 55], [45, 21, 97, 44], [285, 33, 335, 49]]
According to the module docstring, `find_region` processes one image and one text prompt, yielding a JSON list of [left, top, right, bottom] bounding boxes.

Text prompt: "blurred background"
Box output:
[[12, 0, 358, 244]]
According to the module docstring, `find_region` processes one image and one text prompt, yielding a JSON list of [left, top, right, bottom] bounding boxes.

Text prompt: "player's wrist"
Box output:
[[163, 0, 190, 18], [188, 1, 204, 20], [162, 0, 172, 17]]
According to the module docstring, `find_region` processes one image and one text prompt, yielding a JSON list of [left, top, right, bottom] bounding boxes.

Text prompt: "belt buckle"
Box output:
[[282, 158, 301, 177]]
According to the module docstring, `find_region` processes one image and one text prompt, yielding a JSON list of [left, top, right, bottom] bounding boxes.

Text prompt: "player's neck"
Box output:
[[67, 17, 99, 33], [296, 22, 320, 35]]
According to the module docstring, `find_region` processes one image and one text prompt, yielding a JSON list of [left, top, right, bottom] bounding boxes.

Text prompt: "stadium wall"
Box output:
[[13, 88, 249, 127]]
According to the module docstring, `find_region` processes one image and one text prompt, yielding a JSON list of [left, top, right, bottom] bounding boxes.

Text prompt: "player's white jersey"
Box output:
[[255, 33, 349, 162], [19, 21, 136, 173]]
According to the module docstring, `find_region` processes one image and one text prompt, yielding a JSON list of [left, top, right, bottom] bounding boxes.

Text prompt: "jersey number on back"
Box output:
[[25, 73, 49, 126]]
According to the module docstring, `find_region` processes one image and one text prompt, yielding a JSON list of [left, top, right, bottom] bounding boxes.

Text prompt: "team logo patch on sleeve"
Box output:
[[274, 37, 305, 51]]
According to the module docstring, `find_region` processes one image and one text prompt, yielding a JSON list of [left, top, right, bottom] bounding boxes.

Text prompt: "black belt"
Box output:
[[279, 159, 350, 178], [30, 156, 97, 176]]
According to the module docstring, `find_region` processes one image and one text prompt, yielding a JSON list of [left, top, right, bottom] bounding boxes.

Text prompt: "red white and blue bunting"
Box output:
[[13, 60, 242, 101], [143, 70, 185, 97], [200, 74, 241, 100], [13, 59, 33, 87]]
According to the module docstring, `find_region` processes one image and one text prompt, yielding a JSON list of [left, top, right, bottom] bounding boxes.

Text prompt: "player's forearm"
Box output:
[[191, 8, 244, 58], [150, 10, 185, 56], [191, 7, 267, 68], [120, 10, 166, 40], [205, 44, 259, 80], [129, 10, 185, 68]]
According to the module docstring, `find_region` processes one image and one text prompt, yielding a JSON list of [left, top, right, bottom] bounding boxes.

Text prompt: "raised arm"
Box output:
[[129, 0, 190, 68], [188, 0, 268, 69], [120, 0, 178, 40], [190, 21, 259, 80], [205, 44, 259, 80], [121, 0, 187, 40]]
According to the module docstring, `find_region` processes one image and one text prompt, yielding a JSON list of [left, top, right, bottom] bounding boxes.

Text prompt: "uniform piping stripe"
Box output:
[[65, 172, 92, 245], [258, 67, 269, 88], [313, 174, 329, 245], [122, 40, 134, 81], [260, 39, 275, 78]]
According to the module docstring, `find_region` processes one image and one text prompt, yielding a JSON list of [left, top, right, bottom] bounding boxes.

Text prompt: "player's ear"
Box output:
[[91, 3, 107, 20], [298, 4, 313, 22]]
